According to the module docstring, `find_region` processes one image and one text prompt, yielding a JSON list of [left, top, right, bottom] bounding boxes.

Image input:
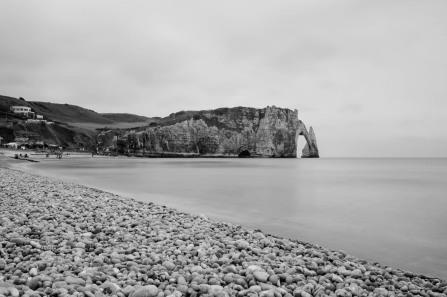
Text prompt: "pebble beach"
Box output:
[[1, 165, 446, 297]]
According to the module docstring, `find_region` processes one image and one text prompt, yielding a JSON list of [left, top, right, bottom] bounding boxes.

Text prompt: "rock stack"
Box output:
[[301, 127, 319, 158]]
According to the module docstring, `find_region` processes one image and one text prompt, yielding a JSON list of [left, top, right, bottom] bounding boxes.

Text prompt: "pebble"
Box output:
[[10, 238, 30, 245], [131, 285, 159, 297], [237, 240, 250, 250], [166, 291, 182, 297], [52, 281, 68, 289], [247, 265, 263, 274], [162, 261, 175, 271], [29, 268, 38, 277], [122, 285, 135, 296], [0, 167, 444, 297], [259, 289, 275, 297], [65, 276, 86, 286], [332, 275, 344, 283], [253, 271, 270, 283], [29, 241, 41, 249], [25, 278, 40, 290]]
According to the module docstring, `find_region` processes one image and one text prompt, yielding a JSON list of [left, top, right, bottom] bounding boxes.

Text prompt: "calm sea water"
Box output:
[[10, 157, 447, 280]]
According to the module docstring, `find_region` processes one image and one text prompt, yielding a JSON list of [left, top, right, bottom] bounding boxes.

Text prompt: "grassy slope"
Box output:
[[0, 95, 148, 147], [28, 102, 114, 124], [0, 95, 112, 124], [12, 122, 97, 147], [100, 113, 150, 123], [1, 95, 153, 128], [0, 95, 32, 113]]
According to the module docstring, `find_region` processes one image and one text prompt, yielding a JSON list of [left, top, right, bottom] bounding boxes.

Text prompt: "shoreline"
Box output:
[[1, 163, 446, 297], [0, 148, 301, 161]]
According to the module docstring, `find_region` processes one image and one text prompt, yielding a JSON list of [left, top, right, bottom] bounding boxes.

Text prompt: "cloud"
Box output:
[[1, 0, 447, 156], [338, 104, 363, 114]]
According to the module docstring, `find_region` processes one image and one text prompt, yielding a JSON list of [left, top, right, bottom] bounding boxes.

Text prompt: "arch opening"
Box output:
[[295, 121, 319, 158], [238, 150, 251, 158]]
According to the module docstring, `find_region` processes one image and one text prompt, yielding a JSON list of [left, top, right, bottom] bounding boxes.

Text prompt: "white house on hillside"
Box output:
[[10, 106, 35, 118]]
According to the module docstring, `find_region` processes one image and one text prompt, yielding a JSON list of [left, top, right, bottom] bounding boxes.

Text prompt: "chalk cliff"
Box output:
[[98, 106, 319, 158], [301, 126, 319, 158]]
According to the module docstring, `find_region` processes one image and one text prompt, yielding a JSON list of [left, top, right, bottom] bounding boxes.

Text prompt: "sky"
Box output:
[[1, 0, 447, 157]]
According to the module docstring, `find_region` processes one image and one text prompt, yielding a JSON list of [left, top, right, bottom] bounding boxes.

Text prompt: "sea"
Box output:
[[9, 157, 447, 280]]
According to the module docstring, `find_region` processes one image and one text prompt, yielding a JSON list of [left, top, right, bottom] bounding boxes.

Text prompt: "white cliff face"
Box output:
[[99, 106, 319, 158], [254, 108, 299, 157]]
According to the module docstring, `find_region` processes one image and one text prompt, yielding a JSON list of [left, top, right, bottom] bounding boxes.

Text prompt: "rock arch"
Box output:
[[296, 121, 319, 158]]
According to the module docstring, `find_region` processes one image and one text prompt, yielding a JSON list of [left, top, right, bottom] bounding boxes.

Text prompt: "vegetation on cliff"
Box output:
[[0, 95, 150, 149]]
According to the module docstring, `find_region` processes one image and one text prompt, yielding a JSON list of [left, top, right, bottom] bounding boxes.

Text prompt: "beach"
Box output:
[[1, 155, 447, 297], [0, 149, 107, 161]]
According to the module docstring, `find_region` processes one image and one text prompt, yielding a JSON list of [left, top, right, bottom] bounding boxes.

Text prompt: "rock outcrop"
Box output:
[[300, 126, 319, 158], [98, 106, 319, 158]]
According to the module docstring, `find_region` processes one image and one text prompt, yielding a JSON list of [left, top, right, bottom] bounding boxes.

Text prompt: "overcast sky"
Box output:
[[1, 1, 446, 157]]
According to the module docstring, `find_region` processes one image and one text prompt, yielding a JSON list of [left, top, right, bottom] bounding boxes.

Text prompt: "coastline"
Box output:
[[1, 158, 446, 297]]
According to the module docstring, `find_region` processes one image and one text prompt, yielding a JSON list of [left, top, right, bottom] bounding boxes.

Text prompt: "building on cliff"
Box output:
[[10, 106, 35, 118], [97, 106, 319, 158]]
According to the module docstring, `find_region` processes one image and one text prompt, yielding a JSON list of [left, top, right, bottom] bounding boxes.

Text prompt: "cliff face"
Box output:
[[98, 106, 319, 158]]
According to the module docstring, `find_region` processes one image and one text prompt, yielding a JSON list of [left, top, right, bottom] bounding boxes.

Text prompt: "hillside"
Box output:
[[0, 95, 149, 125], [0, 95, 151, 150], [12, 123, 97, 148], [0, 95, 31, 115], [100, 113, 150, 123], [29, 102, 113, 124]]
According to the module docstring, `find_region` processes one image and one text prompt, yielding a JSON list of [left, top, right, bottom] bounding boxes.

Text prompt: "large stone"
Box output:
[[0, 287, 9, 296], [253, 270, 270, 283], [30, 241, 41, 249], [236, 240, 250, 250], [259, 290, 275, 297], [65, 276, 86, 286], [10, 237, 30, 245], [166, 291, 182, 297], [246, 265, 263, 274], [29, 268, 38, 277], [162, 261, 175, 271], [122, 285, 135, 296], [332, 275, 344, 283], [52, 281, 68, 289], [26, 277, 40, 290], [209, 285, 224, 294], [8, 287, 20, 297], [131, 285, 159, 297]]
